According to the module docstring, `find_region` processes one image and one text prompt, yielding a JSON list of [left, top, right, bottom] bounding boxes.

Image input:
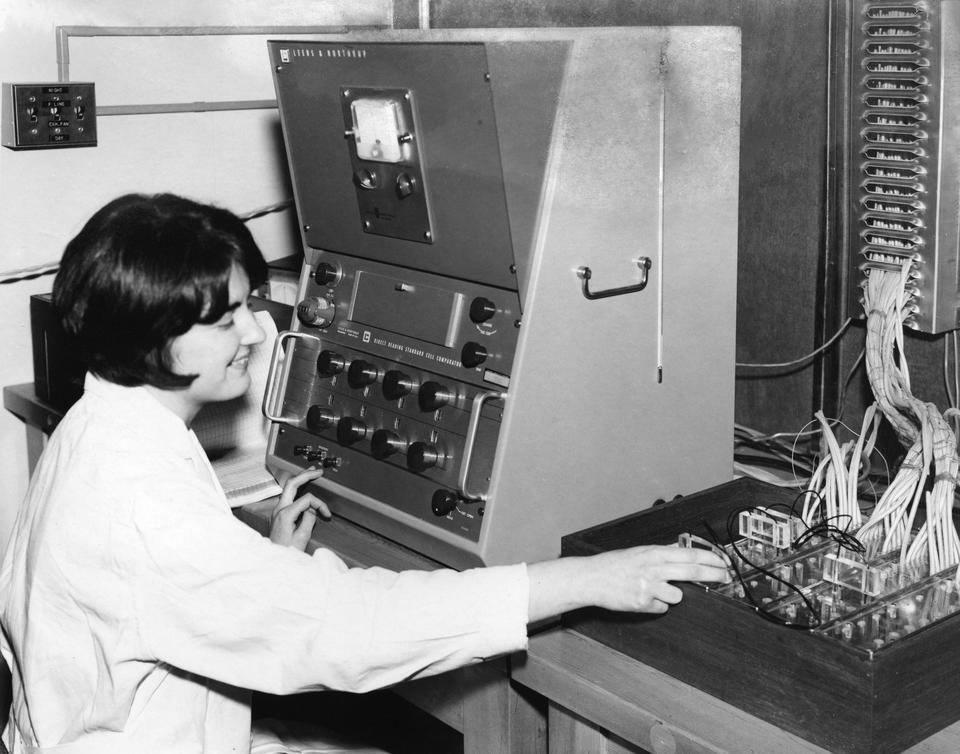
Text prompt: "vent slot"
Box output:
[[861, 197, 924, 214], [862, 129, 927, 145], [863, 41, 929, 55], [865, 6, 926, 20], [864, 77, 927, 91], [863, 163, 926, 179], [862, 146, 925, 162], [863, 214, 924, 232], [864, 59, 930, 73], [863, 94, 928, 109], [860, 231, 922, 251], [864, 23, 927, 36], [862, 180, 923, 197], [864, 112, 927, 126]]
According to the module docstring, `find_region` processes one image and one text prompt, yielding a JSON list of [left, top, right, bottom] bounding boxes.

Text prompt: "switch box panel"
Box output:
[[2, 82, 96, 150]]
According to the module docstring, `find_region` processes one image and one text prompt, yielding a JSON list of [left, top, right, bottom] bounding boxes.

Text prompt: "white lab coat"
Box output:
[[0, 376, 529, 753]]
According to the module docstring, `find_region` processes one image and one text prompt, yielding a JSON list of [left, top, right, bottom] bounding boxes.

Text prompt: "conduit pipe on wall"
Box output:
[[55, 25, 385, 116]]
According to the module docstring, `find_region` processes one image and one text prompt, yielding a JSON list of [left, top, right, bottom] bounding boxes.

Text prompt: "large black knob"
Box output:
[[306, 405, 335, 432], [371, 429, 404, 460], [469, 296, 496, 324], [313, 261, 342, 287], [382, 369, 415, 401], [347, 359, 379, 389], [407, 441, 442, 472], [336, 417, 368, 445], [418, 381, 454, 412], [460, 342, 488, 369], [431, 489, 459, 517], [317, 350, 346, 377]]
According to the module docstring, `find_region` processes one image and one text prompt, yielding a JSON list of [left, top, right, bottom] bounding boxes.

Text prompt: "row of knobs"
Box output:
[[318, 350, 460, 410], [306, 405, 444, 472]]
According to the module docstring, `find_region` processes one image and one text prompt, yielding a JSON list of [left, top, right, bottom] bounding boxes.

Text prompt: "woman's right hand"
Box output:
[[526, 545, 729, 622], [269, 468, 331, 551]]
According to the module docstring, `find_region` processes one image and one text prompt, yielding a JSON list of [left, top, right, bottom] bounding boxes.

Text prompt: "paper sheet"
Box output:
[[192, 309, 282, 506]]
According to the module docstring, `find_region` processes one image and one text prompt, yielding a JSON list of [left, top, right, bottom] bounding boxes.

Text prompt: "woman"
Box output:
[[0, 193, 728, 753]]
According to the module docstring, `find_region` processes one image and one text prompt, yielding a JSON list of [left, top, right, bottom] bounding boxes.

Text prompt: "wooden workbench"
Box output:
[[513, 628, 960, 754]]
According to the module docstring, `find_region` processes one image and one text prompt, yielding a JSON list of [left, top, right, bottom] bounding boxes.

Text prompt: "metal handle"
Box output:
[[576, 256, 652, 300], [458, 389, 506, 502], [261, 330, 322, 425]]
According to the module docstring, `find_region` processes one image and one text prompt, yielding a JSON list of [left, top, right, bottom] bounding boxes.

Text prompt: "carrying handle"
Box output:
[[261, 330, 322, 425], [576, 256, 652, 300], [458, 389, 506, 502]]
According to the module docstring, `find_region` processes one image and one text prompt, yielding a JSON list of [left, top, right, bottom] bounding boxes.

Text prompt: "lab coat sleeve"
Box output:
[[126, 474, 530, 695]]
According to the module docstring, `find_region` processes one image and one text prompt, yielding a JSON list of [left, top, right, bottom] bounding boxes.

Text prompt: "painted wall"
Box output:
[[0, 0, 393, 551]]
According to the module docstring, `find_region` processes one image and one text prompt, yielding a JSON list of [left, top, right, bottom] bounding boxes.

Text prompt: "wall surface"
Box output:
[[0, 0, 392, 552]]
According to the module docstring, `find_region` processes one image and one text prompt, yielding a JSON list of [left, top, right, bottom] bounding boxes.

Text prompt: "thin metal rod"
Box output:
[[97, 100, 277, 116], [55, 23, 380, 97], [419, 0, 431, 29]]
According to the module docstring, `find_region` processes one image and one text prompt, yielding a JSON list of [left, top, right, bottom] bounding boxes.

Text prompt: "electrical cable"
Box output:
[[736, 317, 854, 370], [239, 198, 294, 221], [0, 262, 60, 286], [0, 198, 294, 288]]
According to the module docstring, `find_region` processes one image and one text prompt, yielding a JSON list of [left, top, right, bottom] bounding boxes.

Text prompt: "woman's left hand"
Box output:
[[269, 468, 331, 551]]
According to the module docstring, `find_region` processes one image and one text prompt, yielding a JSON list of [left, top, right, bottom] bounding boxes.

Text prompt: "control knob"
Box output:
[[418, 381, 454, 412], [469, 296, 496, 324], [396, 173, 417, 198], [382, 369, 415, 401], [354, 167, 378, 190], [407, 441, 443, 472], [431, 490, 459, 517], [297, 296, 336, 328], [317, 350, 346, 377], [460, 342, 488, 369], [371, 429, 405, 460], [336, 417, 368, 446], [347, 359, 380, 389], [306, 405, 335, 432], [313, 262, 342, 287]]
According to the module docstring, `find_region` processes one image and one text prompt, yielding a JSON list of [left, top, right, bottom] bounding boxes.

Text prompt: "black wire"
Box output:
[[0, 201, 286, 289], [722, 508, 824, 629], [0, 268, 58, 285], [701, 502, 869, 631]]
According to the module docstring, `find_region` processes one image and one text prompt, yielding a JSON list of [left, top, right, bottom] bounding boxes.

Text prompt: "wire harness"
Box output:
[[855, 264, 960, 577]]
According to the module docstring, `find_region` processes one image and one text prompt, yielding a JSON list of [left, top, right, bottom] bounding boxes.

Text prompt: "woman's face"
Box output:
[[160, 265, 266, 422]]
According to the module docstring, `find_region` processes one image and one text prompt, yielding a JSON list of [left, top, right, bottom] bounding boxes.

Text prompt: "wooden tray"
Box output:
[[561, 477, 960, 754]]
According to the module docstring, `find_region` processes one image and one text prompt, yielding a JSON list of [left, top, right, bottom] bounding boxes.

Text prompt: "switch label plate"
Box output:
[[2, 82, 97, 150]]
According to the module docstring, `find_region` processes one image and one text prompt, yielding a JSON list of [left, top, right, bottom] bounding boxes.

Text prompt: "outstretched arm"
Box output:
[[526, 545, 729, 623]]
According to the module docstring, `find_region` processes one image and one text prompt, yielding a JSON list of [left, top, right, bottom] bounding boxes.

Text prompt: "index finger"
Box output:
[[280, 467, 324, 504], [657, 546, 730, 570], [655, 562, 731, 584]]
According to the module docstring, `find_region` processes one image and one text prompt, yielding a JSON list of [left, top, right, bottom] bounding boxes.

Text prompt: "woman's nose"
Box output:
[[241, 309, 267, 346]]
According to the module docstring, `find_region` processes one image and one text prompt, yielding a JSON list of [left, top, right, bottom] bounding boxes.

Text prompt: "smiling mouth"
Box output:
[[230, 353, 250, 369]]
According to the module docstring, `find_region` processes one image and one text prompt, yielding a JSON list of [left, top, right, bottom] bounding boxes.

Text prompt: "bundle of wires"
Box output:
[[832, 263, 960, 576], [800, 406, 880, 533]]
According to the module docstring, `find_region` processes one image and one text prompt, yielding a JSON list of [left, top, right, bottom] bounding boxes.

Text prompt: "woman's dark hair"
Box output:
[[52, 193, 269, 389]]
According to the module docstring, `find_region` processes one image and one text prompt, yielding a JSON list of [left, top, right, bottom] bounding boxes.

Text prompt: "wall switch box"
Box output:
[[2, 82, 96, 150]]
